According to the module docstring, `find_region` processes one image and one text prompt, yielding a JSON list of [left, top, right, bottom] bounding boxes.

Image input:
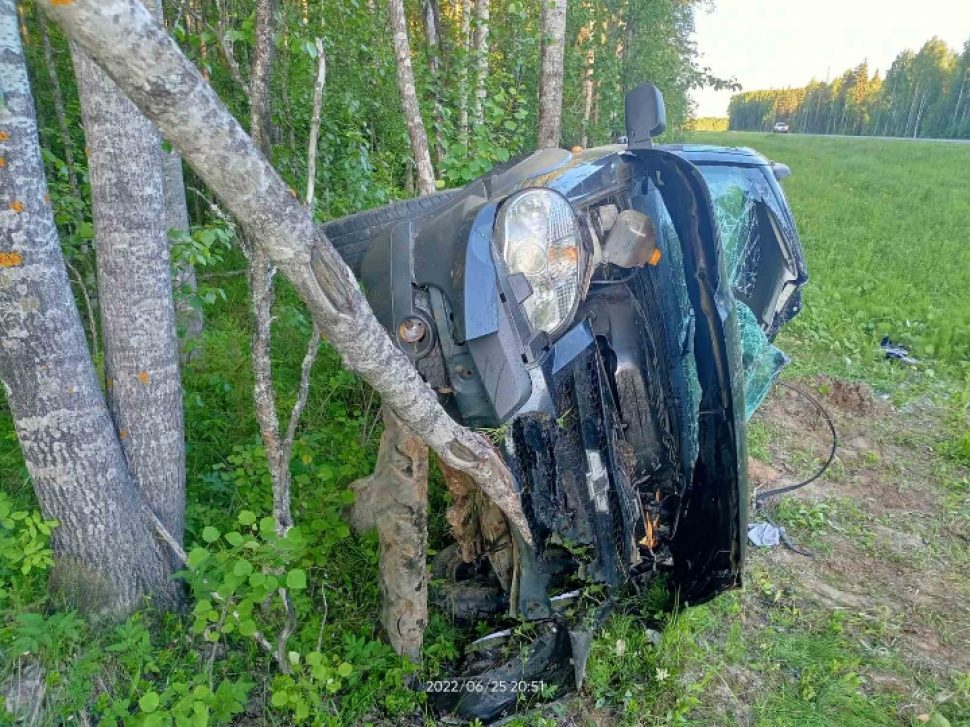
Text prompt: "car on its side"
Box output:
[[321, 83, 808, 721]]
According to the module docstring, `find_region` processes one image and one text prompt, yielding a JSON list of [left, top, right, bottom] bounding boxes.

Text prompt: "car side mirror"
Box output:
[[625, 83, 666, 149], [771, 161, 791, 180]]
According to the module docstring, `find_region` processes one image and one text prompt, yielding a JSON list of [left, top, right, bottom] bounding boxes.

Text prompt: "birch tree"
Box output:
[[70, 1, 186, 559], [537, 0, 567, 147], [0, 0, 177, 613], [471, 0, 489, 126], [40, 0, 532, 560], [388, 0, 436, 196]]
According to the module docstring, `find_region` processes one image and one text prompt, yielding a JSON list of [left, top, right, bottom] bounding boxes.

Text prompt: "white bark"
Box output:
[[305, 37, 326, 207], [0, 0, 176, 612], [388, 0, 436, 196], [41, 0, 532, 548], [71, 28, 185, 562], [537, 0, 567, 148], [472, 0, 489, 126], [422, 0, 444, 163], [581, 47, 595, 147], [458, 0, 472, 140]]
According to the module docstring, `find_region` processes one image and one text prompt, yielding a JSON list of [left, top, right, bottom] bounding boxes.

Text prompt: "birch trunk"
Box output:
[[71, 31, 185, 561], [388, 0, 436, 196], [245, 0, 293, 534], [0, 0, 176, 612], [472, 0, 489, 126], [536, 0, 567, 148], [305, 37, 326, 207], [162, 150, 204, 359], [458, 0, 472, 140], [41, 0, 532, 548], [152, 0, 202, 357], [580, 47, 594, 147], [422, 0, 444, 164]]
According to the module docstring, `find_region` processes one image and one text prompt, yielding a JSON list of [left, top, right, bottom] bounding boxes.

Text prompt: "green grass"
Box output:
[[701, 131, 970, 400], [2, 133, 969, 725], [574, 132, 970, 727]]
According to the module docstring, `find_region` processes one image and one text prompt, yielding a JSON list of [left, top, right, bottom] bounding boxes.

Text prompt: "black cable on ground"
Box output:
[[752, 381, 839, 558], [754, 381, 839, 507]]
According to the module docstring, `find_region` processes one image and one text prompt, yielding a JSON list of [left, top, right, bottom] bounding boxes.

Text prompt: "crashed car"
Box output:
[[323, 83, 808, 719]]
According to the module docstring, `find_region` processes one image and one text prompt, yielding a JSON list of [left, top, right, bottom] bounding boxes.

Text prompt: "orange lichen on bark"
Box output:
[[9, 201, 24, 213], [49, 1, 74, 7], [0, 252, 24, 267], [0, 157, 6, 168], [0, 131, 9, 142], [138, 371, 150, 384], [119, 430, 128, 439]]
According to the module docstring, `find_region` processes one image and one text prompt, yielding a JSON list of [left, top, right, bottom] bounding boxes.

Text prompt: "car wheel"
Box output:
[[319, 189, 463, 276]]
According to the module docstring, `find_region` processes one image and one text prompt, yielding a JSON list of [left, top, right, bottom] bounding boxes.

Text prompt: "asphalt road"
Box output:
[[761, 131, 970, 144]]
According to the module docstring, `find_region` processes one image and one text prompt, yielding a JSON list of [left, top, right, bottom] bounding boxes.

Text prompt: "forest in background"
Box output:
[[26, 0, 729, 223], [727, 36, 970, 138]]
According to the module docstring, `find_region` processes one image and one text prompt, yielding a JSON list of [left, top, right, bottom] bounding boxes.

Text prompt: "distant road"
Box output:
[[722, 131, 970, 145]]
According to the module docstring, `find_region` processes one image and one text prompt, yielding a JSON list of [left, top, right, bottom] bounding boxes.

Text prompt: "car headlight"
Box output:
[[496, 188, 582, 337]]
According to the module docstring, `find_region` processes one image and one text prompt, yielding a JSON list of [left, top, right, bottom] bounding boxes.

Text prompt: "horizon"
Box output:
[[690, 0, 970, 117]]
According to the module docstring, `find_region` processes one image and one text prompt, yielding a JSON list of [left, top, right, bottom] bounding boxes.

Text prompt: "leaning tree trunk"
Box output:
[[41, 0, 532, 551], [71, 32, 186, 559], [0, 0, 176, 613], [536, 0, 567, 148], [388, 0, 436, 196]]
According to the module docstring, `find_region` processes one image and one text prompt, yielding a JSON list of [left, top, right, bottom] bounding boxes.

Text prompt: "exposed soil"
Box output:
[[745, 377, 970, 712]]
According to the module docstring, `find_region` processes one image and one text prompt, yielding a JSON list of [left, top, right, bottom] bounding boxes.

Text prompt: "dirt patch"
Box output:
[[749, 377, 970, 678]]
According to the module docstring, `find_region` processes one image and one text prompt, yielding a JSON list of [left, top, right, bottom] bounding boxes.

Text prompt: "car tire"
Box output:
[[319, 189, 463, 276]]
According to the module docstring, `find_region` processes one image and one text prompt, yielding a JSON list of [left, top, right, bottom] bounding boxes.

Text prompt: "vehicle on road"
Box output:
[[773, 121, 790, 133], [323, 83, 808, 721]]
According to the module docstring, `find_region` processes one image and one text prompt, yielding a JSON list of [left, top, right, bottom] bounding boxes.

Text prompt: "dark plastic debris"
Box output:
[[880, 336, 918, 365]]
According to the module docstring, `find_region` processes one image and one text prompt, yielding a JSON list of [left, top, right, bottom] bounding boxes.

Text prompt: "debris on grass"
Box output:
[[881, 335, 919, 365]]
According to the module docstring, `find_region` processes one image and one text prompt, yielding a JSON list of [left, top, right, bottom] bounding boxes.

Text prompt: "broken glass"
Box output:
[[703, 167, 790, 420]]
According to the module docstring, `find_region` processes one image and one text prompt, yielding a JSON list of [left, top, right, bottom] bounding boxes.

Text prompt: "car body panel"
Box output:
[[358, 140, 806, 606]]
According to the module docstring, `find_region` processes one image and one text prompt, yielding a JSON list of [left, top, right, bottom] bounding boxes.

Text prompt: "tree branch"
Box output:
[[43, 0, 533, 550]]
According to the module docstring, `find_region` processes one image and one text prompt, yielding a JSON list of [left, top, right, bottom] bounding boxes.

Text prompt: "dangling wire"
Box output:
[[752, 381, 839, 558], [754, 381, 838, 507]]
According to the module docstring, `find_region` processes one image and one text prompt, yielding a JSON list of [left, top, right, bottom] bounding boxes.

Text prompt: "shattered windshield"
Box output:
[[699, 164, 789, 421]]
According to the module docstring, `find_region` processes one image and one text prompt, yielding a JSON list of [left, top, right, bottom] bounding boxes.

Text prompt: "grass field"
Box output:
[[1, 132, 968, 725], [561, 132, 970, 726]]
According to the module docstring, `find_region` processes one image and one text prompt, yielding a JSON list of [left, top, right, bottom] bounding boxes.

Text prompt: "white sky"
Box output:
[[690, 0, 970, 117]]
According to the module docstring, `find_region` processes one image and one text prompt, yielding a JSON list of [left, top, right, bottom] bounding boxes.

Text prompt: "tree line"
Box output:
[[727, 36, 970, 139]]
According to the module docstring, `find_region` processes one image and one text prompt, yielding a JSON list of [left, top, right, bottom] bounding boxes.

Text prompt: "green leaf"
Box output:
[[238, 619, 257, 636], [138, 691, 160, 713], [286, 569, 307, 590], [201, 526, 220, 543], [187, 547, 209, 568], [259, 517, 277, 536], [238, 510, 257, 526], [232, 559, 253, 577], [337, 661, 353, 678]]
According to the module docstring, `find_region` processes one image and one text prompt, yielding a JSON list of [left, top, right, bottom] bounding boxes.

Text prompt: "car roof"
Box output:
[[660, 144, 770, 166]]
